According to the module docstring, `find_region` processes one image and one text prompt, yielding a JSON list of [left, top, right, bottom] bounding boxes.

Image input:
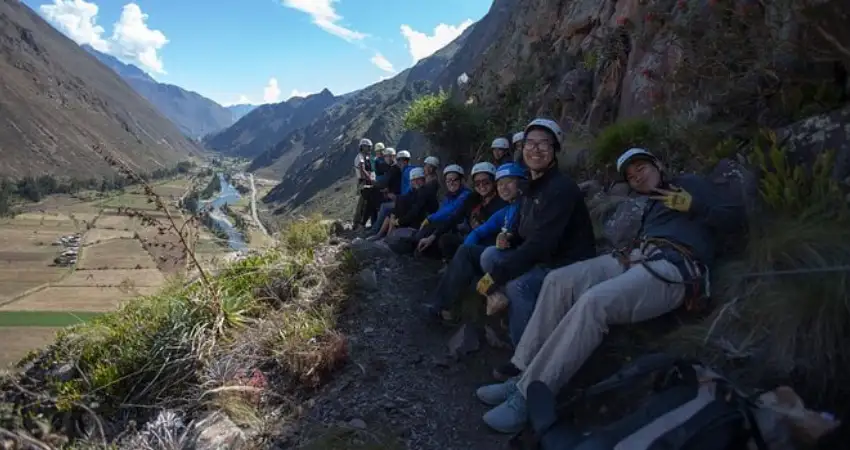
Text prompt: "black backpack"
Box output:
[[517, 353, 769, 450]]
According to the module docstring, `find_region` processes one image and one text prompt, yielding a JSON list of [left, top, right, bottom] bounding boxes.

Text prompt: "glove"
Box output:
[[496, 232, 512, 249], [419, 218, 430, 230], [650, 185, 692, 212], [476, 273, 495, 296]]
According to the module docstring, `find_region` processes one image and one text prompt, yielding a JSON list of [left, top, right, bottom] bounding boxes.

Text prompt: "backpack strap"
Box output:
[[647, 380, 769, 450]]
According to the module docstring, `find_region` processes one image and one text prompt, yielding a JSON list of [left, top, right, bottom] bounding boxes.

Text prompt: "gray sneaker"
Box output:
[[475, 377, 518, 406], [483, 389, 528, 434]]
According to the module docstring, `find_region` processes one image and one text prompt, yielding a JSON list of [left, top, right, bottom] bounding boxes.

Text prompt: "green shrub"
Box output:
[[403, 91, 491, 164], [592, 119, 659, 165]]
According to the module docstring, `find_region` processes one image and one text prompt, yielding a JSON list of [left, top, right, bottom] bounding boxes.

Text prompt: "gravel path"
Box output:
[[279, 237, 516, 449]]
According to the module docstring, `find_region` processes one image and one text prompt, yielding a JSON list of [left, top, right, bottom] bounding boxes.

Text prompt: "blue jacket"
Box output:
[[427, 186, 471, 224], [464, 202, 519, 246], [400, 165, 415, 195]]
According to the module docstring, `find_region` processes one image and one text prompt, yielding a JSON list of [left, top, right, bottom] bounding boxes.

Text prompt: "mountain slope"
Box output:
[[84, 46, 234, 138], [0, 0, 199, 179], [204, 89, 338, 160], [257, 4, 517, 216], [227, 104, 257, 122]]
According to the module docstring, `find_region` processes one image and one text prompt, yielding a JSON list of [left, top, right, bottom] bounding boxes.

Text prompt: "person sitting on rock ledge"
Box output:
[[423, 119, 595, 342], [416, 162, 506, 263], [491, 137, 513, 166], [462, 162, 525, 249], [475, 148, 746, 434], [387, 164, 471, 255], [369, 149, 411, 237], [370, 155, 440, 241]]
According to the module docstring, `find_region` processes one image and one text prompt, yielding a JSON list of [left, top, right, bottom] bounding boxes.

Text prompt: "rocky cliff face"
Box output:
[[0, 0, 200, 179], [464, 0, 848, 152]]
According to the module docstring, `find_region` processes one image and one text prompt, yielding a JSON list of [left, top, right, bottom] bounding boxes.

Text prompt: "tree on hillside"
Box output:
[[403, 91, 492, 165]]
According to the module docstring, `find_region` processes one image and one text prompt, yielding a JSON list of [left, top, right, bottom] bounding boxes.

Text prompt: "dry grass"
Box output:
[[82, 228, 136, 244], [0, 286, 158, 312], [93, 212, 143, 231], [78, 238, 158, 269], [0, 327, 60, 367], [58, 269, 166, 287]]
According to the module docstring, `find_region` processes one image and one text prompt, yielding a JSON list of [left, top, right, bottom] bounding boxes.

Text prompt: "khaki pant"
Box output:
[[513, 249, 685, 396]]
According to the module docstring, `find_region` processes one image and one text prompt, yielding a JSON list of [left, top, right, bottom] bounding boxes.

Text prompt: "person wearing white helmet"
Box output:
[[511, 131, 525, 164], [491, 137, 512, 166], [415, 161, 506, 262], [374, 166, 437, 245], [352, 138, 375, 229], [372, 142, 390, 185], [475, 148, 746, 435], [423, 155, 440, 179], [466, 117, 595, 385]]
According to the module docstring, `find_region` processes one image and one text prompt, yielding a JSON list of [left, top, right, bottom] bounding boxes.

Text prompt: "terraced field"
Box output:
[[0, 177, 201, 366]]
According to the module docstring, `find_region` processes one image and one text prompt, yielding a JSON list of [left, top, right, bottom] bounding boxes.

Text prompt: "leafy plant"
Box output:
[[403, 91, 491, 165], [592, 118, 659, 165]]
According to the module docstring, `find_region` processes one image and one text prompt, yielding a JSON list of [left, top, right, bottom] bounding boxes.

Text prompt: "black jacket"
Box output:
[[382, 164, 402, 195], [394, 179, 439, 227], [433, 192, 507, 236], [490, 168, 596, 285]]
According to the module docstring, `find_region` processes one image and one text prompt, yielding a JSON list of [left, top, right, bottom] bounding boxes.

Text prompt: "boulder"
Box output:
[[775, 105, 850, 182]]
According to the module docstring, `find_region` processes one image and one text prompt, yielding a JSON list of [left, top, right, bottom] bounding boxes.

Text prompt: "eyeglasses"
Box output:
[[474, 179, 492, 187], [445, 177, 462, 184], [523, 140, 553, 153]]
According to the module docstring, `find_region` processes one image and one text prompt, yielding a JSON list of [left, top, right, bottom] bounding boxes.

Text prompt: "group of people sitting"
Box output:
[[352, 117, 745, 433]]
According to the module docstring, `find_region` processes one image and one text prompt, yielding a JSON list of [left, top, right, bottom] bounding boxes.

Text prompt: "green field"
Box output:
[[0, 311, 102, 327]]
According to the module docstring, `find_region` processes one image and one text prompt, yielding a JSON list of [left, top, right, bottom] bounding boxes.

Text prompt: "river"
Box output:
[[206, 173, 247, 251]]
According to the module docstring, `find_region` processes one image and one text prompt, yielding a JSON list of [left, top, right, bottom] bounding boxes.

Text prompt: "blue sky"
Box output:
[[26, 0, 492, 106]]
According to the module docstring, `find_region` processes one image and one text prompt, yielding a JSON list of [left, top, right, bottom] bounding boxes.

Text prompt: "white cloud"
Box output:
[[263, 78, 282, 103], [281, 0, 365, 42], [400, 19, 474, 63], [39, 0, 169, 74], [370, 52, 395, 73], [110, 3, 168, 74], [288, 89, 315, 99], [39, 0, 109, 52], [236, 95, 251, 104]]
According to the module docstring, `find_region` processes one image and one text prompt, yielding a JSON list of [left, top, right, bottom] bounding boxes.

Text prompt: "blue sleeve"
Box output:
[[465, 206, 507, 246], [428, 190, 471, 223]]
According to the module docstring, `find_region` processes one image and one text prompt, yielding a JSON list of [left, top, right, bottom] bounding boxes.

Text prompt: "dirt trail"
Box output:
[[278, 236, 514, 450]]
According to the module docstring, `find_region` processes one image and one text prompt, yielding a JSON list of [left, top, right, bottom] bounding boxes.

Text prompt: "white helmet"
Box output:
[[616, 148, 659, 176], [374, 142, 385, 152], [443, 164, 464, 177], [409, 167, 425, 180], [424, 156, 440, 167], [524, 118, 563, 151], [383, 147, 396, 156], [491, 137, 510, 149], [512, 131, 525, 144], [471, 162, 496, 177], [397, 150, 411, 159], [359, 138, 373, 147]]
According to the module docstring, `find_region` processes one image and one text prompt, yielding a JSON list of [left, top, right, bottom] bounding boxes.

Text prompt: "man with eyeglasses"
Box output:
[[474, 147, 746, 434], [473, 118, 596, 379]]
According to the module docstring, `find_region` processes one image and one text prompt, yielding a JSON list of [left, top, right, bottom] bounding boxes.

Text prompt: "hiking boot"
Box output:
[[476, 377, 518, 406], [365, 234, 383, 242], [493, 362, 521, 381], [483, 389, 528, 434]]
